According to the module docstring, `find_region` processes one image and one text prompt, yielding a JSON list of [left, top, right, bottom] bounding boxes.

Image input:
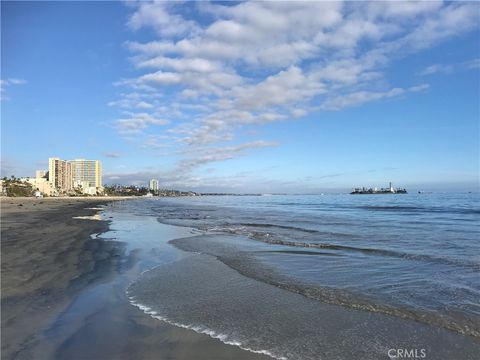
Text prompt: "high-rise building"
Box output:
[[48, 158, 73, 192], [149, 179, 159, 192], [48, 157, 102, 194], [70, 159, 102, 189]]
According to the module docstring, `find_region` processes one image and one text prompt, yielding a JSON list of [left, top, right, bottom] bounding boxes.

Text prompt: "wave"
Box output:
[[156, 215, 479, 271], [258, 250, 343, 257], [127, 295, 285, 359], [243, 234, 480, 271], [170, 236, 480, 338], [235, 222, 356, 238], [156, 216, 478, 270], [208, 223, 355, 242], [237, 222, 319, 233], [222, 253, 480, 338]]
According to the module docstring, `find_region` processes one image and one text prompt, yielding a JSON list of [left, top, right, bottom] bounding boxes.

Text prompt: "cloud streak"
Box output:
[[0, 78, 27, 101], [113, 112, 169, 134], [105, 152, 121, 158]]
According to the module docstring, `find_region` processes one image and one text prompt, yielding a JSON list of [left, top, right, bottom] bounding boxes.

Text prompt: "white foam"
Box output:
[[73, 214, 102, 221], [127, 297, 286, 360]]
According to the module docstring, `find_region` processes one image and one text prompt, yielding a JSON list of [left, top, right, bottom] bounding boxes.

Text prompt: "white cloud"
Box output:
[[178, 140, 278, 171], [365, 1, 443, 19], [420, 64, 454, 76], [107, 1, 478, 181], [140, 71, 182, 85], [397, 2, 479, 52], [0, 78, 27, 101], [409, 84, 430, 92], [232, 66, 324, 111], [114, 112, 169, 134], [135, 56, 222, 73], [419, 58, 480, 77], [127, 2, 199, 38], [465, 58, 480, 69], [103, 140, 277, 189], [136, 101, 154, 109], [108, 99, 155, 110], [322, 85, 429, 111], [290, 108, 308, 118], [141, 135, 172, 149], [105, 152, 121, 158], [7, 78, 27, 85]]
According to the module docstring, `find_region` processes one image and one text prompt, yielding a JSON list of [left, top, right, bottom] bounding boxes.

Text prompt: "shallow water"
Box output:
[[118, 194, 480, 359], [23, 204, 266, 360], [128, 249, 479, 360]]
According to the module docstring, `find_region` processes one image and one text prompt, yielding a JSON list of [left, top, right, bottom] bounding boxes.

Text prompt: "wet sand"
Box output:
[[1, 197, 269, 360]]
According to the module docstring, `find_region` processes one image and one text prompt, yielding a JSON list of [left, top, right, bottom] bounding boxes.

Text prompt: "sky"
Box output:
[[1, 1, 479, 193]]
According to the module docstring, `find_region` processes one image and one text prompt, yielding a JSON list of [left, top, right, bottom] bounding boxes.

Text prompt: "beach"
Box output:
[[1, 197, 269, 360], [2, 194, 479, 359]]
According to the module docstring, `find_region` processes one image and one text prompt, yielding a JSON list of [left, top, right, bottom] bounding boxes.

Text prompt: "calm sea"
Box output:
[[121, 193, 480, 359]]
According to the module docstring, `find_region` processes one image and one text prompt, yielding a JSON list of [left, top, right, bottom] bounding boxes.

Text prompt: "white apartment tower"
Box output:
[[149, 179, 159, 192]]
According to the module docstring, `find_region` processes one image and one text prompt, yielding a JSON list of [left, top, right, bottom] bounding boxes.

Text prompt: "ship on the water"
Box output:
[[350, 182, 407, 194]]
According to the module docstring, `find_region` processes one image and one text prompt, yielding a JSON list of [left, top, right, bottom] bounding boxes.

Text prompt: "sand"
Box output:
[[1, 197, 269, 360]]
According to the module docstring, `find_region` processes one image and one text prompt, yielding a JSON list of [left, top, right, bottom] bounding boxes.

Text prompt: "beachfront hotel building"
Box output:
[[47, 157, 102, 194], [48, 157, 73, 192], [149, 179, 159, 192], [70, 159, 102, 189]]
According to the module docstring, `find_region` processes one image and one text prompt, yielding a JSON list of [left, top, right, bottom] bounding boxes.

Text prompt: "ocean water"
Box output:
[[122, 193, 480, 359]]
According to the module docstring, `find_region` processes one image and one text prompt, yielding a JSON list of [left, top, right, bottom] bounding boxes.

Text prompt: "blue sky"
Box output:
[[1, 1, 479, 193]]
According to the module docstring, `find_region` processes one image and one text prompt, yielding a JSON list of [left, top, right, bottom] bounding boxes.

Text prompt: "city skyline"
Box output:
[[2, 1, 479, 193]]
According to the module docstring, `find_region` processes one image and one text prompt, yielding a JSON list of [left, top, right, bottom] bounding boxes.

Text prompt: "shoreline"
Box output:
[[1, 197, 122, 359], [1, 197, 270, 360], [0, 195, 142, 201]]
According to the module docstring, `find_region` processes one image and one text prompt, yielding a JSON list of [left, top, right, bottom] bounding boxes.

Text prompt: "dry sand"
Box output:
[[1, 197, 269, 360]]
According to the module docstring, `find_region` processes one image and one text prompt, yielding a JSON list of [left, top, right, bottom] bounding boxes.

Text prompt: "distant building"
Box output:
[[20, 169, 55, 196], [49, 158, 73, 193], [36, 170, 47, 179], [149, 179, 159, 192], [25, 177, 55, 196], [48, 157, 102, 194], [70, 159, 102, 191]]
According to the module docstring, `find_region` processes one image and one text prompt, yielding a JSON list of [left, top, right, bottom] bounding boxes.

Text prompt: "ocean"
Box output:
[[104, 193, 479, 359]]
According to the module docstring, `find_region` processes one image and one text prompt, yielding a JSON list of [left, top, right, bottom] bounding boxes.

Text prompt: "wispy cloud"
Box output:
[[104, 140, 277, 188], [105, 152, 121, 158], [465, 58, 480, 69], [127, 1, 200, 38], [322, 84, 429, 111], [419, 57, 480, 76], [0, 78, 27, 101], [420, 64, 454, 76], [113, 112, 169, 134], [177, 140, 278, 172]]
